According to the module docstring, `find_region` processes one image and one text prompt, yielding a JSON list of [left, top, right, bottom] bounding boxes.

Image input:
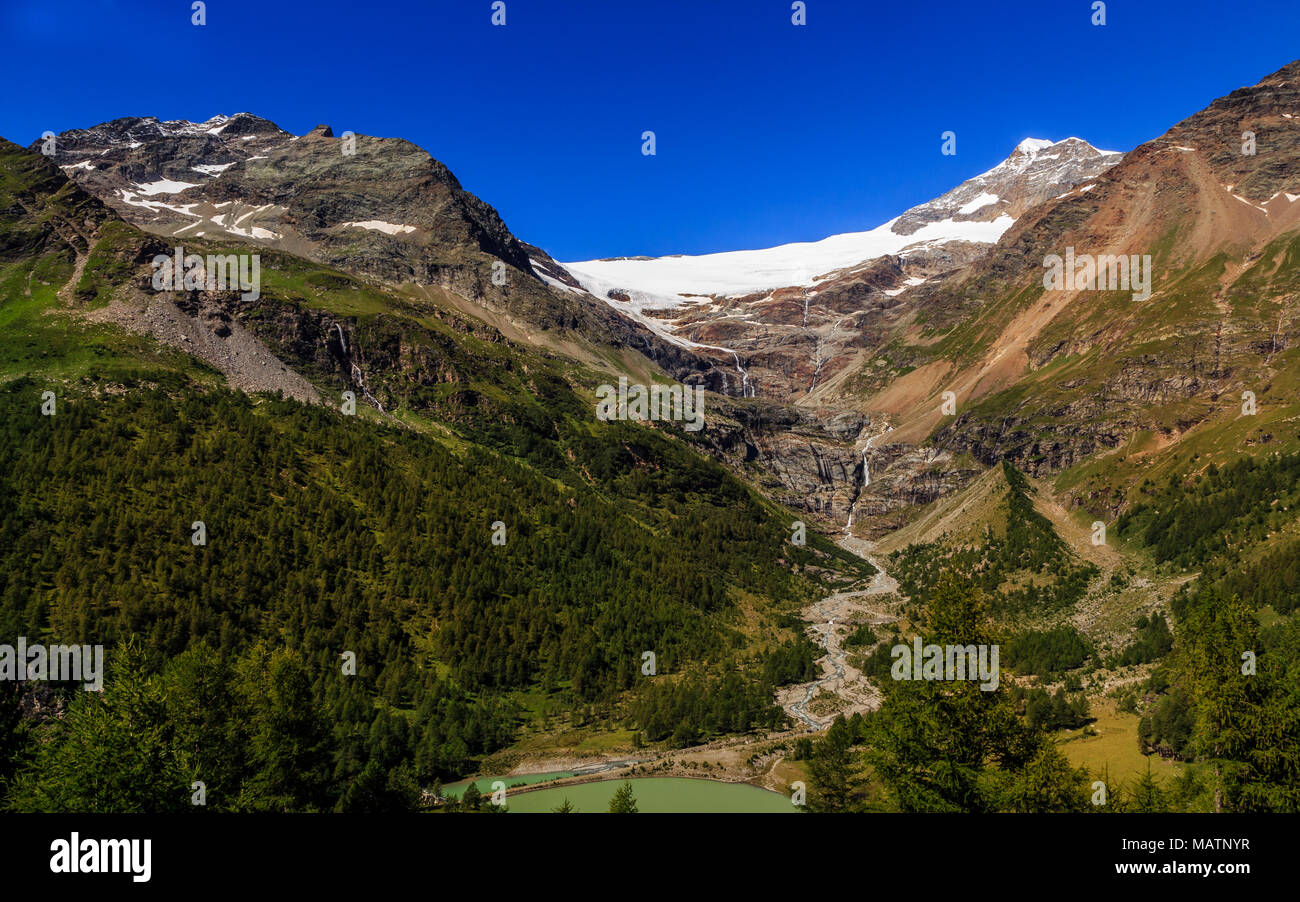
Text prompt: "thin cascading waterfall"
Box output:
[[847, 424, 893, 534], [807, 331, 826, 395], [352, 358, 385, 413], [807, 353, 824, 395], [332, 322, 385, 413], [731, 351, 753, 398]]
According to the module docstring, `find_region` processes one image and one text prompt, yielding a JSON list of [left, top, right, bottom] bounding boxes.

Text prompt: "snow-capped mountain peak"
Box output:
[[562, 137, 1123, 312], [1014, 137, 1057, 154]]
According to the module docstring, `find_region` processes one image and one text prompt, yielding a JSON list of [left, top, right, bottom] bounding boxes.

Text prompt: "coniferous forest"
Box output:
[[0, 381, 867, 811]]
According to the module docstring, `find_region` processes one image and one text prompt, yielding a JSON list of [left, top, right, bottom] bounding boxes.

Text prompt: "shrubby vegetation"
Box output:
[[843, 623, 877, 647], [1116, 613, 1173, 667], [892, 463, 1097, 618], [1113, 452, 1300, 809], [1003, 625, 1092, 678]]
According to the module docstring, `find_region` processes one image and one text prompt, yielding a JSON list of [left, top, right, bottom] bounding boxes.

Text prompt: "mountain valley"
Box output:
[[5, 58, 1300, 815]]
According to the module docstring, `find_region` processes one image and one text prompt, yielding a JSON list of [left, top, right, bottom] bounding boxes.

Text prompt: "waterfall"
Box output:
[[731, 351, 752, 398], [332, 322, 385, 413], [807, 353, 824, 395]]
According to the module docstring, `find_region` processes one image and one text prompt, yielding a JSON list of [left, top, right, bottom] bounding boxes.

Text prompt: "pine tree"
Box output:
[[5, 641, 189, 813], [1178, 587, 1300, 811], [460, 782, 484, 811], [235, 646, 336, 812], [866, 574, 1056, 812], [1002, 744, 1090, 812], [808, 716, 857, 811], [608, 781, 639, 813], [1128, 761, 1166, 812]]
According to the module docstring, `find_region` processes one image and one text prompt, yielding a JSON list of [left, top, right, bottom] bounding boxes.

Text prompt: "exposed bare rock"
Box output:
[[32, 115, 714, 386], [83, 287, 323, 404]]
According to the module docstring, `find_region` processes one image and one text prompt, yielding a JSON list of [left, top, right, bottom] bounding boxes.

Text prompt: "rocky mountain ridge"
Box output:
[[30, 114, 712, 386]]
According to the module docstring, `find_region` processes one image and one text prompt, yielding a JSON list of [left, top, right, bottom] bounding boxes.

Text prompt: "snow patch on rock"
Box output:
[[341, 220, 417, 236]]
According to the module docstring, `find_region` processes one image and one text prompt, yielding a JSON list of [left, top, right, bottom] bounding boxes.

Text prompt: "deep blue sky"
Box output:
[[3, 0, 1298, 259]]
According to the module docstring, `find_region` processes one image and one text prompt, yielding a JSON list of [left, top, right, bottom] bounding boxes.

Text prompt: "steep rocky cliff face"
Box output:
[[695, 397, 979, 534], [29, 115, 710, 385], [700, 400, 870, 521]]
